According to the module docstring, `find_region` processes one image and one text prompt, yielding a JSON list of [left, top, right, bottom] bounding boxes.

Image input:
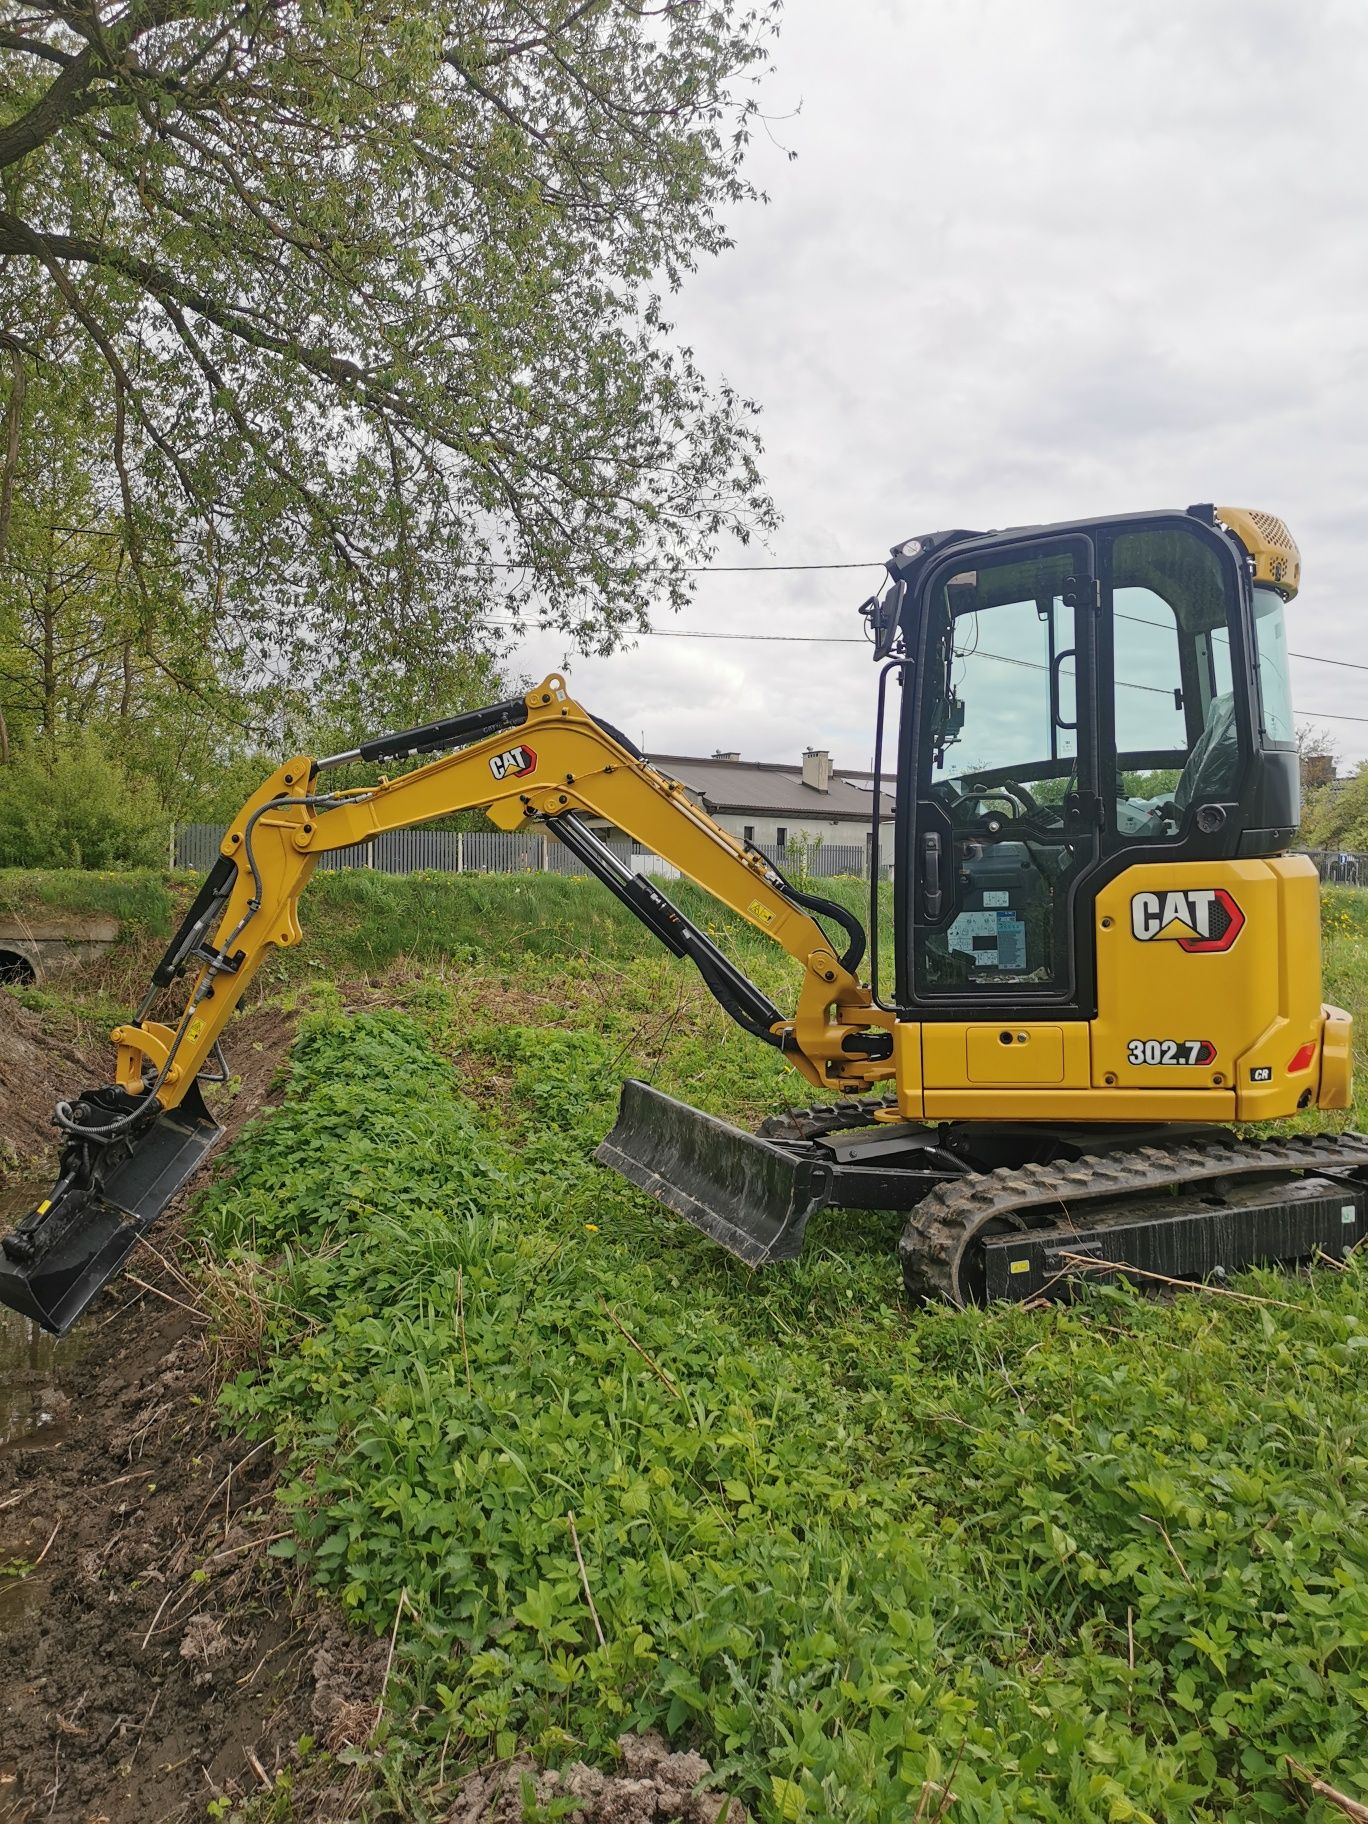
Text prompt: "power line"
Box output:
[[1114, 607, 1368, 675], [472, 557, 883, 574], [599, 627, 868, 643], [494, 607, 1368, 677], [679, 560, 881, 573], [487, 619, 1167, 696]]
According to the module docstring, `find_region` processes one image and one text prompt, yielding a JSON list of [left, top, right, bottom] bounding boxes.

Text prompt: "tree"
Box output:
[[0, 336, 516, 825], [1303, 760, 1368, 854], [0, 0, 780, 695], [1296, 722, 1339, 796], [0, 335, 267, 796], [0, 728, 168, 865]]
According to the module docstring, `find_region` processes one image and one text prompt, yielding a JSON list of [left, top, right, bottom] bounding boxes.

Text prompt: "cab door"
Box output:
[[897, 535, 1102, 1037]]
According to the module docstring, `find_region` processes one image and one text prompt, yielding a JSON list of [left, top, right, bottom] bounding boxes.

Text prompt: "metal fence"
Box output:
[[172, 823, 1368, 888], [172, 823, 878, 881], [1305, 849, 1368, 885]]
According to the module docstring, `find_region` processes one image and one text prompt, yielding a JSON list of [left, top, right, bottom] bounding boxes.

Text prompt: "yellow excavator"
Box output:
[[3, 503, 1363, 1335]]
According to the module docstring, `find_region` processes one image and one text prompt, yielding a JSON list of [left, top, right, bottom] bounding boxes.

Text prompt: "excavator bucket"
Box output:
[[0, 1085, 222, 1336], [596, 1079, 836, 1265]]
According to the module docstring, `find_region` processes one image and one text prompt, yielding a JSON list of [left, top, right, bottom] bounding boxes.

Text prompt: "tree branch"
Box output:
[[0, 208, 413, 414], [0, 25, 79, 69], [0, 0, 197, 171]]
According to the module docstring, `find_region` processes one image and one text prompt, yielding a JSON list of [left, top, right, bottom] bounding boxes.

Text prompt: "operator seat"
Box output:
[[1173, 692, 1239, 810]]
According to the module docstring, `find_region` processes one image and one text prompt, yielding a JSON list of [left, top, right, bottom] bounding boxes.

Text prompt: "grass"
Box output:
[[0, 866, 174, 933], [297, 866, 882, 979], [171, 878, 1368, 1824], [0, 866, 879, 1091], [1321, 886, 1368, 1028]]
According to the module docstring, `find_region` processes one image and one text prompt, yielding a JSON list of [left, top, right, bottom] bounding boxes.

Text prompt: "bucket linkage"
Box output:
[[0, 1083, 221, 1336]]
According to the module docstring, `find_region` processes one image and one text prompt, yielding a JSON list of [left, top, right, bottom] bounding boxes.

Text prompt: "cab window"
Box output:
[[914, 545, 1092, 996], [1251, 584, 1295, 744], [1108, 527, 1243, 842]]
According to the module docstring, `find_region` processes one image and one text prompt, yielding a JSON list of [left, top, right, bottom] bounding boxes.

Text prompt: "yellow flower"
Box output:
[[584, 1222, 599, 1232]]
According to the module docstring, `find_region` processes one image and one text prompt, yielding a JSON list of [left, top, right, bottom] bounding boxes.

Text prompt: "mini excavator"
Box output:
[[4, 504, 1364, 1335]]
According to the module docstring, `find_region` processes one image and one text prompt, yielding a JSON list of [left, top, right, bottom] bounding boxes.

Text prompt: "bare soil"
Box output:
[[0, 995, 352, 1824], [0, 999, 100, 1169], [0, 1289, 378, 1824]]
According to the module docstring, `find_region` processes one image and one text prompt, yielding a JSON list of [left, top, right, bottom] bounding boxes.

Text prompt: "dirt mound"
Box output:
[[0, 993, 297, 1182], [0, 996, 99, 1170], [446, 1733, 750, 1823], [209, 1004, 300, 1145]]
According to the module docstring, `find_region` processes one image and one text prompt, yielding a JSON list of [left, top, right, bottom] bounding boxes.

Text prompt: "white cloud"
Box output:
[[507, 0, 1368, 767]]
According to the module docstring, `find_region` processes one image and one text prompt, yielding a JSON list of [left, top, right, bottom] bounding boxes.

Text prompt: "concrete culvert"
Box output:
[[0, 948, 37, 986]]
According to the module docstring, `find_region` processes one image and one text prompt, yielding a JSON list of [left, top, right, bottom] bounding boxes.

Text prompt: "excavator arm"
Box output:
[[1, 675, 892, 1332]]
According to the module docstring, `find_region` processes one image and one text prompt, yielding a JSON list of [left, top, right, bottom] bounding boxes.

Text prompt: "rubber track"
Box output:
[[899, 1130, 1368, 1305]]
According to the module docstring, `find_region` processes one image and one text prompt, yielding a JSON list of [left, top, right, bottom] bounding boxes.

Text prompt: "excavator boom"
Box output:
[[1, 676, 893, 1333]]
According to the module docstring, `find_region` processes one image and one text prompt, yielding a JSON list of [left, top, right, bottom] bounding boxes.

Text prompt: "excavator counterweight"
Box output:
[[2, 504, 1362, 1335]]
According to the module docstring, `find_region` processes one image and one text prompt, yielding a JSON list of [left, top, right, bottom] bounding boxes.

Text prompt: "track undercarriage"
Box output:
[[599, 1082, 1368, 1304]]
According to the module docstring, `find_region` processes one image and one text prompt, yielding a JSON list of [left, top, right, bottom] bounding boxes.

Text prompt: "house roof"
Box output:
[[647, 754, 895, 822]]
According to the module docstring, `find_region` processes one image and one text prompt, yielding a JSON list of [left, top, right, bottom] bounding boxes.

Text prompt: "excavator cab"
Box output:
[[870, 510, 1331, 1120], [4, 504, 1362, 1334], [885, 508, 1297, 1015]]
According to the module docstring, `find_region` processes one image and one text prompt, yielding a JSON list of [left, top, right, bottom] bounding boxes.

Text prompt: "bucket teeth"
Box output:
[[596, 1079, 834, 1266]]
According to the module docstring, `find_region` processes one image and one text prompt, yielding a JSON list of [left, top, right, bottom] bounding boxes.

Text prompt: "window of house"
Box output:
[[776, 827, 787, 849], [743, 824, 755, 843]]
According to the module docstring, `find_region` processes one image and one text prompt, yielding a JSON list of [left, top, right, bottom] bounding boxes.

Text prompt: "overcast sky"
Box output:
[[506, 0, 1368, 772]]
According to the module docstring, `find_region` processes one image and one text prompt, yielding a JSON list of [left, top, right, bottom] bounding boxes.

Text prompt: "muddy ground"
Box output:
[[0, 1000, 103, 1167], [1, 989, 749, 1824], [0, 996, 369, 1824], [1, 1282, 390, 1824]]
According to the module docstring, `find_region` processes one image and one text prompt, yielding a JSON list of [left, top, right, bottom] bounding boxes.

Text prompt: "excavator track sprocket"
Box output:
[[900, 1130, 1368, 1306]]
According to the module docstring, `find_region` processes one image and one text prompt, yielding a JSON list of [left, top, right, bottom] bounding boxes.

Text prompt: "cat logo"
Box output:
[[1129, 887, 1244, 954], [488, 744, 537, 782]]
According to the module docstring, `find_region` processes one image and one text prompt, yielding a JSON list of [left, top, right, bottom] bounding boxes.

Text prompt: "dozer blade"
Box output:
[[0, 1086, 222, 1336], [596, 1079, 835, 1265]]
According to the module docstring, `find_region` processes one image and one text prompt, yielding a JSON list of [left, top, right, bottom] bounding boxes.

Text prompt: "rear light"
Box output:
[[1287, 1042, 1316, 1074]]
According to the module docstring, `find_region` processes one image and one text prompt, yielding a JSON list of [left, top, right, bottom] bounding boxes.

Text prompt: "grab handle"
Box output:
[[922, 830, 943, 920]]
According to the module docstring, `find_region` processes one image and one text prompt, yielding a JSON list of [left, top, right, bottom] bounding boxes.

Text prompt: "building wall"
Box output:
[[580, 807, 873, 851], [707, 810, 873, 852]]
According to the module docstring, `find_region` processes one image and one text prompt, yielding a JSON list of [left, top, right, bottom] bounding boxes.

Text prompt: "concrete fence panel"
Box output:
[[175, 825, 1368, 891]]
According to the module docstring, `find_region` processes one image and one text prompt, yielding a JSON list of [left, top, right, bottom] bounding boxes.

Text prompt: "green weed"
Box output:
[[198, 988, 1368, 1824], [11, 861, 1367, 1816], [298, 867, 881, 978]]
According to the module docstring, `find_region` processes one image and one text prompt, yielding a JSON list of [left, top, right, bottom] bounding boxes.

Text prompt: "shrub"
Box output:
[[0, 735, 167, 868]]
